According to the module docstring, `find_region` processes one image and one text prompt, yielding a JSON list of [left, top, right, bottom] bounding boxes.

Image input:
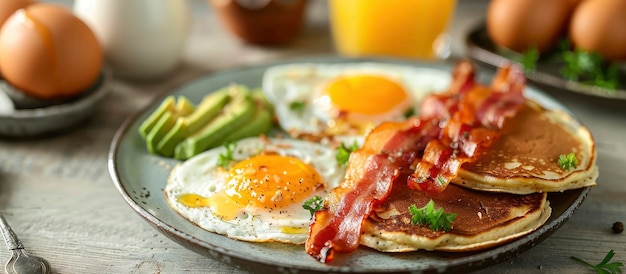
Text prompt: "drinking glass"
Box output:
[[329, 0, 457, 60]]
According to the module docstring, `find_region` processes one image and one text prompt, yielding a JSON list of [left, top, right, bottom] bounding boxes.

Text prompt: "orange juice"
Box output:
[[329, 0, 457, 59]]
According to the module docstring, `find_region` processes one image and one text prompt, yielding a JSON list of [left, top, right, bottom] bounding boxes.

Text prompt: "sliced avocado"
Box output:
[[184, 88, 232, 134], [174, 92, 255, 160], [175, 96, 196, 116], [145, 111, 177, 154], [141, 95, 197, 155], [138, 96, 176, 139], [156, 90, 232, 157], [251, 88, 274, 114], [221, 107, 273, 144], [155, 119, 187, 157]]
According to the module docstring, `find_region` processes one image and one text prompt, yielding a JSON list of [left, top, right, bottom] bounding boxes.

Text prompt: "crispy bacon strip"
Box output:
[[305, 61, 477, 263], [306, 61, 527, 263], [306, 118, 439, 263], [408, 62, 526, 193]]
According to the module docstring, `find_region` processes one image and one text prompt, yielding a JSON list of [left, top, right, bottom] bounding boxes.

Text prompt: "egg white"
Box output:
[[262, 62, 452, 140], [164, 137, 345, 244]]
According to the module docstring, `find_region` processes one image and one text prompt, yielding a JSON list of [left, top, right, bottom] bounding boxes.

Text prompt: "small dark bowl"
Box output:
[[0, 68, 112, 137]]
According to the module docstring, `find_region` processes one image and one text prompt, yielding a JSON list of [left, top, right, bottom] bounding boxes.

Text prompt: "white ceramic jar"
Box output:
[[73, 0, 190, 80]]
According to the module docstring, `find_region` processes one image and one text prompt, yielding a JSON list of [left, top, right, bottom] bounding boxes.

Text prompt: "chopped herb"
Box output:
[[289, 101, 306, 114], [404, 107, 416, 118], [336, 141, 359, 167], [571, 249, 624, 274], [217, 142, 236, 169], [519, 39, 620, 91], [521, 46, 539, 73], [303, 196, 323, 217], [435, 175, 447, 187], [591, 64, 619, 90], [558, 152, 578, 170], [408, 200, 456, 232], [561, 49, 599, 81], [561, 49, 619, 91]]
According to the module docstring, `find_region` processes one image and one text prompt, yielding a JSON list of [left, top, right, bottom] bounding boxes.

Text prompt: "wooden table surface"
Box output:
[[1, 0, 624, 273]]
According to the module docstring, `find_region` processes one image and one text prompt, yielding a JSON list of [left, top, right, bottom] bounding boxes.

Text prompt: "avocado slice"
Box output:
[[174, 91, 255, 160], [145, 111, 177, 154], [156, 90, 232, 157], [251, 88, 274, 114], [175, 96, 196, 116], [221, 106, 273, 144], [220, 91, 274, 144], [141, 95, 197, 155], [138, 96, 176, 139]]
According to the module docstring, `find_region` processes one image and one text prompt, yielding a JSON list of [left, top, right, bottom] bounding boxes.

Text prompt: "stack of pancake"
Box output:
[[360, 96, 597, 252]]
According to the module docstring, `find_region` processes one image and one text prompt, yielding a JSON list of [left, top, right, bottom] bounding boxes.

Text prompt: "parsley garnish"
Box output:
[[571, 249, 624, 274], [408, 200, 456, 232], [521, 46, 539, 73], [217, 142, 236, 169], [435, 175, 447, 187], [336, 141, 359, 167], [289, 101, 306, 114], [518, 39, 619, 91], [559, 41, 619, 91], [403, 107, 416, 118], [303, 196, 323, 217], [558, 152, 578, 170]]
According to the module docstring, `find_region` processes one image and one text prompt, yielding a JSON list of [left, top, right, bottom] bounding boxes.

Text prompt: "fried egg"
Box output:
[[164, 137, 345, 244], [262, 62, 451, 140]]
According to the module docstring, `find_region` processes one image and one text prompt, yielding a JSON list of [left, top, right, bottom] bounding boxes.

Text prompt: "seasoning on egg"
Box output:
[[0, 3, 103, 99]]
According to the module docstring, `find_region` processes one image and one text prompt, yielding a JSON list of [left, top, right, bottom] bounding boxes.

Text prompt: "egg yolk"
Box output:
[[224, 154, 321, 208], [176, 154, 323, 220], [325, 75, 408, 115], [180, 154, 321, 220]]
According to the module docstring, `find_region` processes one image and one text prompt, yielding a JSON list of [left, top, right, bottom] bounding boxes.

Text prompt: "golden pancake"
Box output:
[[360, 183, 551, 252], [453, 101, 597, 194]]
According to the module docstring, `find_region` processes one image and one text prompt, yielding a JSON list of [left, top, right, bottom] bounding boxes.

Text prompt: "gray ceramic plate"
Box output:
[[0, 68, 113, 137], [108, 57, 590, 274]]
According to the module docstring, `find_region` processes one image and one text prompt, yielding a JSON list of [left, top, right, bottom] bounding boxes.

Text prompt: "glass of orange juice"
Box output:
[[329, 0, 457, 60]]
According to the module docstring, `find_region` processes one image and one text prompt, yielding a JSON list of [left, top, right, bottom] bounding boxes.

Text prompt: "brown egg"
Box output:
[[0, 3, 103, 99], [486, 0, 577, 53], [570, 0, 626, 60], [0, 0, 34, 27]]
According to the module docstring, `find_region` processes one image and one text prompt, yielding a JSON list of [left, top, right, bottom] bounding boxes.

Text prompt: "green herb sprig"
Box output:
[[408, 200, 456, 232], [435, 175, 447, 187], [570, 249, 624, 274], [561, 49, 619, 90], [303, 196, 324, 217], [520, 46, 539, 73], [336, 141, 359, 167], [403, 107, 416, 118], [558, 152, 578, 171], [518, 39, 620, 91], [217, 142, 236, 169], [289, 101, 306, 114]]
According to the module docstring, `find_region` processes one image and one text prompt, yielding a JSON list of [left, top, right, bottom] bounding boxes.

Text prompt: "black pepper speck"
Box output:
[[612, 221, 623, 234]]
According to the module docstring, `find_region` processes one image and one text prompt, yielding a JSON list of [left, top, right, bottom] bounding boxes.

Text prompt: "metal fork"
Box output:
[[0, 215, 51, 274]]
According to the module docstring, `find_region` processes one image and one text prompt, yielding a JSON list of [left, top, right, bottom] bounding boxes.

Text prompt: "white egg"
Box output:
[[262, 62, 451, 140], [164, 137, 345, 244]]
